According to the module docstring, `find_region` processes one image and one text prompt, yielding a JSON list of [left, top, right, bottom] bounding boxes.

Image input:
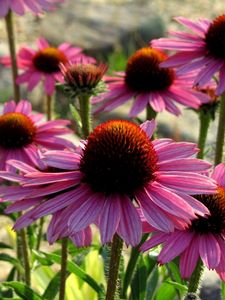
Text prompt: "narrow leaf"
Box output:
[[2, 282, 42, 300]]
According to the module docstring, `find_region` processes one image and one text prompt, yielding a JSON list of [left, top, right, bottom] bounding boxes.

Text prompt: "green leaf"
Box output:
[[167, 261, 183, 284], [0, 242, 13, 249], [145, 266, 159, 300], [222, 281, 225, 300], [70, 104, 82, 128], [1, 282, 42, 300], [165, 280, 188, 292], [0, 254, 23, 274], [7, 267, 16, 281], [42, 271, 61, 300], [33, 251, 103, 295], [130, 256, 147, 300], [155, 282, 176, 300]]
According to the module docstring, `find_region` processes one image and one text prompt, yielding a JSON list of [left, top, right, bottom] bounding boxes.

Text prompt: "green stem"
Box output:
[[16, 230, 23, 281], [121, 234, 149, 299], [105, 234, 123, 300], [214, 92, 225, 165], [146, 104, 157, 121], [187, 260, 204, 296], [197, 110, 211, 159], [5, 10, 20, 102], [46, 94, 53, 121], [78, 94, 91, 138], [20, 228, 31, 286], [59, 238, 68, 300], [36, 217, 45, 251]]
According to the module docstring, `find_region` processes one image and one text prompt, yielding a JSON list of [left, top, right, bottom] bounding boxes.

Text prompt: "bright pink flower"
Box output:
[[152, 15, 225, 95], [92, 47, 209, 116], [0, 120, 216, 246], [0, 99, 74, 171], [141, 163, 225, 281], [1, 37, 95, 96], [0, 0, 64, 17], [0, 159, 92, 247]]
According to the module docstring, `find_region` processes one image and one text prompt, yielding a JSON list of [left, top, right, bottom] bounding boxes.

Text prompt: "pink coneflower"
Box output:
[[0, 99, 74, 171], [0, 0, 64, 17], [0, 119, 216, 246], [92, 47, 209, 116], [0, 159, 92, 247], [152, 15, 225, 95], [141, 163, 225, 281], [1, 37, 95, 96]]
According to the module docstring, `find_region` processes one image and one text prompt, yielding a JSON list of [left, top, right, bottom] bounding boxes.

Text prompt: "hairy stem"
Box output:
[[146, 104, 157, 120], [187, 260, 204, 296], [78, 94, 92, 138], [5, 10, 20, 102], [36, 217, 45, 251], [197, 110, 211, 159], [105, 234, 123, 300], [20, 228, 31, 286], [46, 94, 54, 121], [214, 92, 225, 165]]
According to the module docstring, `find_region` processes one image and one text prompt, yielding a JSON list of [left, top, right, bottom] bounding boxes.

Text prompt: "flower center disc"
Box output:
[[125, 48, 175, 92], [205, 15, 225, 59], [0, 113, 36, 149], [191, 187, 225, 234], [33, 47, 68, 73], [80, 120, 158, 195], [64, 63, 107, 89]]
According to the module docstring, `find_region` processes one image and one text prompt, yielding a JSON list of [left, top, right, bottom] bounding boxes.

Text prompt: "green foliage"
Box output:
[[1, 282, 42, 300]]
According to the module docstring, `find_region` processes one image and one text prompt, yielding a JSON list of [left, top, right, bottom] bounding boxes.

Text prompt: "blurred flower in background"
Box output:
[[0, 0, 64, 18], [92, 47, 210, 117], [0, 99, 74, 171], [152, 15, 225, 95]]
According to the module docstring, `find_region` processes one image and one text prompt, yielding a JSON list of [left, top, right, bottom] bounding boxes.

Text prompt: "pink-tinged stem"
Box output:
[[59, 238, 68, 300], [5, 10, 20, 103], [105, 234, 123, 300], [214, 92, 225, 165]]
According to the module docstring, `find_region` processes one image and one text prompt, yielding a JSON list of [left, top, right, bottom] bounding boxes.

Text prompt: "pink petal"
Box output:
[[158, 231, 194, 263], [180, 235, 200, 278], [199, 234, 221, 269], [99, 194, 121, 244], [117, 195, 142, 246]]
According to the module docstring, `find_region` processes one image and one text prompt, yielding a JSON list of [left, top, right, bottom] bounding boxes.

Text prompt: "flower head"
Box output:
[[92, 47, 209, 116], [0, 0, 64, 18], [0, 99, 74, 171], [0, 159, 92, 247], [1, 38, 95, 96], [0, 119, 216, 246], [61, 62, 107, 97], [152, 15, 225, 95], [141, 163, 225, 281]]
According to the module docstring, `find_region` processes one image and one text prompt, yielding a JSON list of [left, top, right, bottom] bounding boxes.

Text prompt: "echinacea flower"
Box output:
[[141, 163, 225, 281], [60, 62, 108, 97], [0, 159, 92, 247], [0, 119, 216, 246], [0, 99, 74, 171], [0, 0, 64, 18], [92, 47, 209, 116], [1, 37, 95, 96], [152, 15, 225, 95]]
